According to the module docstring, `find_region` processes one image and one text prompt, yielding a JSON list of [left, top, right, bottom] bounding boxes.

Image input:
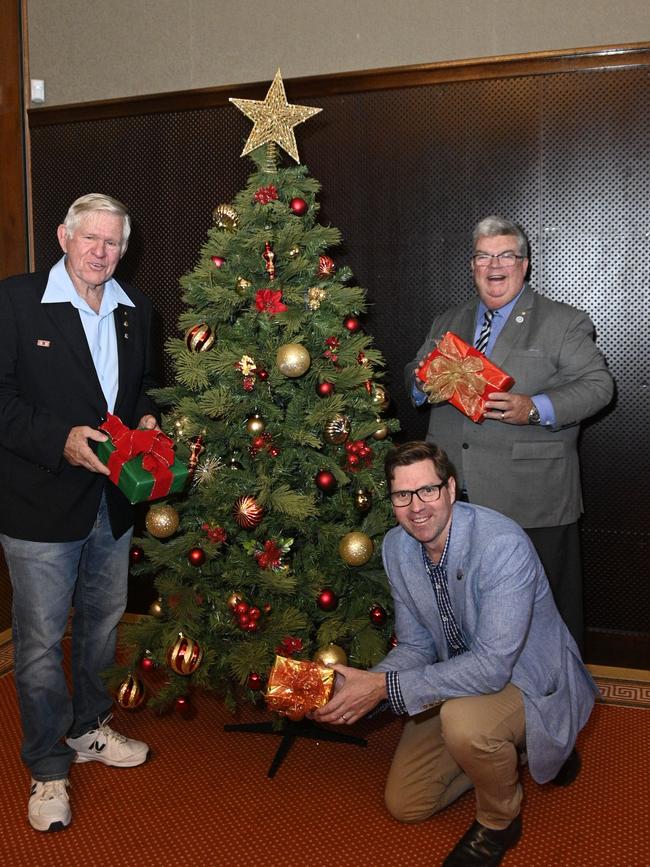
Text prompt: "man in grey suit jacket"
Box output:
[[314, 441, 597, 867], [405, 216, 614, 648], [0, 194, 159, 832]]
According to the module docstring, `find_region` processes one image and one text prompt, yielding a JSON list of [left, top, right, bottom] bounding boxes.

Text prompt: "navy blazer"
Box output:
[[0, 270, 159, 541], [375, 502, 598, 784]]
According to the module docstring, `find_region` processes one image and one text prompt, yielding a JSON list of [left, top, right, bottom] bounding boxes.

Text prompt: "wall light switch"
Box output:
[[31, 79, 45, 103]]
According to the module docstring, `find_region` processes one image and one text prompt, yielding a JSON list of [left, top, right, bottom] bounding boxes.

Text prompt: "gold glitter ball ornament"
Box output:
[[372, 420, 390, 440], [276, 343, 311, 378], [145, 505, 180, 539], [148, 598, 163, 617], [212, 203, 239, 232], [288, 245, 301, 259], [371, 384, 390, 411], [339, 531, 374, 566], [116, 673, 146, 709], [236, 277, 252, 295], [227, 592, 244, 611], [324, 414, 351, 445], [313, 644, 348, 668]]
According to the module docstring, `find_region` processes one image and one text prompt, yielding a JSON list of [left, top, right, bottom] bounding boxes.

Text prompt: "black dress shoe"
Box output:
[[551, 748, 581, 787], [442, 815, 522, 866]]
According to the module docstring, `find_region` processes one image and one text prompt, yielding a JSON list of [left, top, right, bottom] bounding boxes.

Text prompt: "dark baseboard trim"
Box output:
[[584, 628, 650, 670]]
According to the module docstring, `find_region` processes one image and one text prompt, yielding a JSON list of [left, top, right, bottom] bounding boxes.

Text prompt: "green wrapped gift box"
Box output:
[[97, 438, 189, 504]]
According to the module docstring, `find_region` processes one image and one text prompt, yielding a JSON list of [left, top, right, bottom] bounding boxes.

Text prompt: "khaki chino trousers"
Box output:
[[384, 683, 526, 830]]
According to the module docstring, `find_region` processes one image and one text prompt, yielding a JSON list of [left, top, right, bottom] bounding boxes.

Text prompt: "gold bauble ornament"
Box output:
[[148, 598, 163, 617], [236, 276, 252, 295], [227, 592, 244, 611], [167, 633, 204, 676], [145, 505, 180, 539], [276, 343, 311, 378], [371, 384, 390, 412], [313, 644, 348, 668], [185, 323, 215, 353], [245, 413, 266, 435], [324, 414, 351, 445], [116, 673, 145, 709], [339, 531, 374, 566], [354, 488, 372, 512], [372, 420, 389, 440], [288, 245, 301, 259], [212, 203, 239, 232]]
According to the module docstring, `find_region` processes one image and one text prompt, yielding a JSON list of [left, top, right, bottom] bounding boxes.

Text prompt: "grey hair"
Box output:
[[473, 216, 528, 257], [63, 193, 131, 254]]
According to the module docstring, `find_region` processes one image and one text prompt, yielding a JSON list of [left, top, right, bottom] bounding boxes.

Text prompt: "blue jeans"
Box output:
[[1, 494, 132, 780]]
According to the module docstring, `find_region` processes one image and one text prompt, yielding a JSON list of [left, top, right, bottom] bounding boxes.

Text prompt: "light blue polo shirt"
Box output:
[[41, 256, 134, 413]]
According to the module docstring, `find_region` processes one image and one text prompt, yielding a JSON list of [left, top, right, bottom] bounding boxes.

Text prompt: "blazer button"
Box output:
[[462, 442, 469, 449]]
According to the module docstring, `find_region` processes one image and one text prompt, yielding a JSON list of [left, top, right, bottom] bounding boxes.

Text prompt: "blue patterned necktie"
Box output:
[[475, 309, 495, 354]]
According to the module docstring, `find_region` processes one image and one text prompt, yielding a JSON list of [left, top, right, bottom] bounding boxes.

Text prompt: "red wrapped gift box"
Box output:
[[417, 331, 515, 423], [265, 655, 335, 721]]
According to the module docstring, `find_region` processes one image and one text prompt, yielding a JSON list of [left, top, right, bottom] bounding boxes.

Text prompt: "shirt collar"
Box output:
[[477, 283, 526, 320], [422, 521, 452, 570], [41, 256, 135, 313]]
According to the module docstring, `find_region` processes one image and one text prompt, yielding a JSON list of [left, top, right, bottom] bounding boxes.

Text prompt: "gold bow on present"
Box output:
[[422, 333, 488, 418]]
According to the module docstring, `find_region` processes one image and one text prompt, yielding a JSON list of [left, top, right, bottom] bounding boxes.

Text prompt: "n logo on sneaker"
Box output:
[[89, 739, 106, 753]]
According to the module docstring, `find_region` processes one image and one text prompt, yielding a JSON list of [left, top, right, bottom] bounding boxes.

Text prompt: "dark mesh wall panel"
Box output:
[[29, 64, 650, 639]]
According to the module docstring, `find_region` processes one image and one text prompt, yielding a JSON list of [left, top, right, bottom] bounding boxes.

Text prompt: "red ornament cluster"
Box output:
[[345, 439, 374, 472], [249, 431, 279, 458], [232, 599, 263, 632], [254, 184, 278, 204], [202, 523, 227, 544], [276, 635, 303, 657], [254, 539, 283, 570], [323, 336, 340, 364]]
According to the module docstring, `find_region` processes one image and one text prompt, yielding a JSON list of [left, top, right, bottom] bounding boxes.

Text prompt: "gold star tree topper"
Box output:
[[229, 69, 321, 163]]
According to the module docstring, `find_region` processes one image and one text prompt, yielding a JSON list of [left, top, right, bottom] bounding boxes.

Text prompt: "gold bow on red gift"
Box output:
[[100, 412, 175, 500], [422, 332, 489, 419]]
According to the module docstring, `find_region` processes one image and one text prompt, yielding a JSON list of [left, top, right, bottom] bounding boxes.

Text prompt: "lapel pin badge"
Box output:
[[36, 339, 51, 348]]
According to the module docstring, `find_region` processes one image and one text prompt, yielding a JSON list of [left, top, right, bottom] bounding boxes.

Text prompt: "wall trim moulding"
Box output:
[[28, 41, 650, 128]]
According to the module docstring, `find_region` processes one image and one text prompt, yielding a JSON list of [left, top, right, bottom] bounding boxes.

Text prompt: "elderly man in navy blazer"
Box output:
[[0, 194, 159, 832], [405, 216, 614, 650], [314, 441, 596, 866]]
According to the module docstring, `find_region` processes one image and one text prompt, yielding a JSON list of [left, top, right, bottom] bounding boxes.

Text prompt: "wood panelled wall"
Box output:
[[27, 45, 650, 667]]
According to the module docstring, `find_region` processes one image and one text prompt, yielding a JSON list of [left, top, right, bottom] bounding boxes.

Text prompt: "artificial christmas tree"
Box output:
[[110, 71, 399, 723]]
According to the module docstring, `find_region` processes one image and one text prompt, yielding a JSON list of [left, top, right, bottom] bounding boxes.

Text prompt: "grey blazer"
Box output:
[[405, 285, 614, 527], [374, 502, 599, 784]]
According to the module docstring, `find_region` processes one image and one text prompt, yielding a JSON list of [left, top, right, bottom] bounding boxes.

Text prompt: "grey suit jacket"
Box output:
[[374, 502, 598, 784], [405, 285, 614, 527]]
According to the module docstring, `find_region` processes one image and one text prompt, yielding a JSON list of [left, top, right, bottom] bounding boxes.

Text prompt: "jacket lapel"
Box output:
[[114, 304, 133, 415], [42, 302, 106, 410], [490, 284, 535, 369]]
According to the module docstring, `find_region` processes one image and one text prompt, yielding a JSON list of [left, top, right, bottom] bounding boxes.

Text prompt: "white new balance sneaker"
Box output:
[[66, 715, 149, 767], [28, 778, 71, 832]]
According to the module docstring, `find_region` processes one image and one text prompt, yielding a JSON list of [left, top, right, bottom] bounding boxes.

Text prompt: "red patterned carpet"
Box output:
[[0, 654, 649, 867]]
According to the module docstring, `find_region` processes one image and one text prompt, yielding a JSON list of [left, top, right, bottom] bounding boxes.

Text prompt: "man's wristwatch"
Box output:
[[528, 405, 541, 425]]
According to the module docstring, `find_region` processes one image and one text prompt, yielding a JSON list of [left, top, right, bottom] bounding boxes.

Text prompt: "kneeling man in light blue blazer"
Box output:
[[314, 441, 597, 867]]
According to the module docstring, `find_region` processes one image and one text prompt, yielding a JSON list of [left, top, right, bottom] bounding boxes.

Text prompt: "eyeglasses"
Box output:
[[471, 252, 524, 268], [389, 483, 447, 507]]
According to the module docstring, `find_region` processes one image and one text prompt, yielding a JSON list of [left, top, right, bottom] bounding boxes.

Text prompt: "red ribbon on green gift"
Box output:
[[100, 413, 175, 500]]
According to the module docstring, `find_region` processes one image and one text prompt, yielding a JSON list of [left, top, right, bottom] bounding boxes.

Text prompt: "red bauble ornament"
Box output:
[[317, 588, 338, 611], [188, 547, 206, 567], [233, 601, 250, 617], [174, 695, 189, 712], [257, 368, 269, 381], [248, 606, 262, 620], [318, 255, 336, 277], [316, 380, 335, 398], [140, 656, 156, 673], [369, 604, 387, 626], [238, 614, 251, 629], [389, 633, 399, 648], [233, 495, 264, 529], [129, 545, 144, 564], [289, 197, 308, 215], [185, 323, 215, 353], [315, 469, 337, 494], [116, 673, 145, 709], [248, 672, 263, 690], [167, 634, 203, 675], [343, 315, 361, 333], [211, 255, 226, 268]]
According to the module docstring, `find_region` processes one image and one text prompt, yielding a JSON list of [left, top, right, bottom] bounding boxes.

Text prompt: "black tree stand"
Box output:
[[224, 719, 367, 778]]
